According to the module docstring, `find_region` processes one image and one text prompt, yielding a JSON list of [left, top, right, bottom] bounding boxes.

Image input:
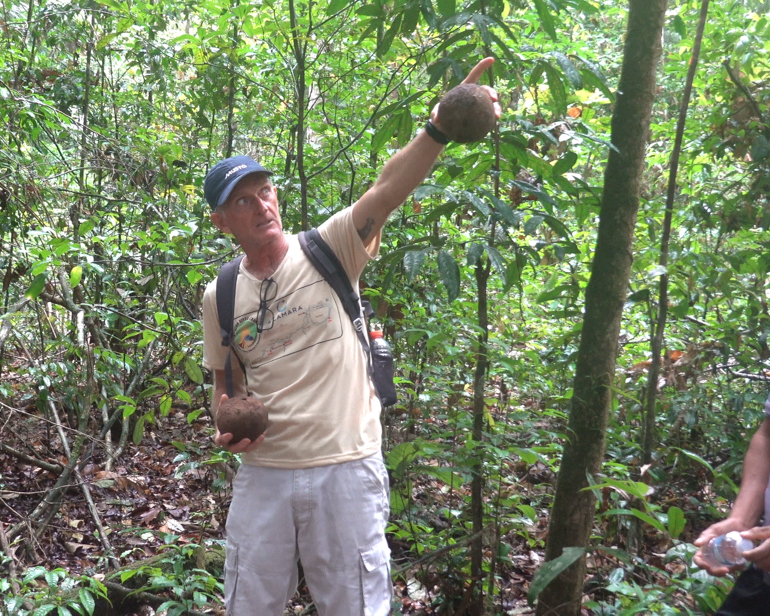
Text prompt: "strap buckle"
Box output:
[[353, 317, 364, 332]]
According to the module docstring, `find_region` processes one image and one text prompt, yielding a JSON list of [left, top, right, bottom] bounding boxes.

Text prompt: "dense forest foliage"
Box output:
[[1, 0, 770, 613]]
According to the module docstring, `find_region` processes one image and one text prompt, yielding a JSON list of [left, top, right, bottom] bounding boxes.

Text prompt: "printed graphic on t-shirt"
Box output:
[[232, 280, 343, 367]]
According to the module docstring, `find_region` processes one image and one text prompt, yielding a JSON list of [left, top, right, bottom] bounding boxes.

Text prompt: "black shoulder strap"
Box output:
[[216, 255, 245, 398], [298, 228, 376, 373], [298, 229, 363, 326]]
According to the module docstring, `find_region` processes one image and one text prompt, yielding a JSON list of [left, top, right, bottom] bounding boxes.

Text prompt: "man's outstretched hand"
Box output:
[[214, 393, 265, 454], [431, 57, 501, 131]]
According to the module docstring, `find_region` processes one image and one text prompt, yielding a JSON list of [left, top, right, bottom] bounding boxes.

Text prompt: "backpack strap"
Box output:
[[216, 255, 246, 398], [298, 229, 376, 382]]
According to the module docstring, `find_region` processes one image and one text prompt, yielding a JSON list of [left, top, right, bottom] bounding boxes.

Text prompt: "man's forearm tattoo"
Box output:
[[357, 217, 375, 240]]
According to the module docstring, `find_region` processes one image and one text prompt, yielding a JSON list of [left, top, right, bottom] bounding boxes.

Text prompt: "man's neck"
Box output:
[[242, 236, 290, 279]]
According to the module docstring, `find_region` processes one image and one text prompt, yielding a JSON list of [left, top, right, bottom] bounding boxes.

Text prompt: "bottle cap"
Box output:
[[370, 330, 383, 339], [726, 530, 754, 552]]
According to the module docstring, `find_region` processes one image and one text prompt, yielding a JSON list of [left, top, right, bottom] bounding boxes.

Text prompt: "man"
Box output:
[[201, 58, 500, 616], [694, 397, 770, 615]]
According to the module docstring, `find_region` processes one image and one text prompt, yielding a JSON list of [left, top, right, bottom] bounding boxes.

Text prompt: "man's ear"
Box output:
[[211, 210, 230, 234]]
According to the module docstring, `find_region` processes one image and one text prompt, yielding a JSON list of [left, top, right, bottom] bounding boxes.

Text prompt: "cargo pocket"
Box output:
[[223, 543, 239, 616], [360, 538, 392, 616]]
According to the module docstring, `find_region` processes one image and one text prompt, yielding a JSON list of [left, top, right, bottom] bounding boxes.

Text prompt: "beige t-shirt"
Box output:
[[202, 207, 382, 469]]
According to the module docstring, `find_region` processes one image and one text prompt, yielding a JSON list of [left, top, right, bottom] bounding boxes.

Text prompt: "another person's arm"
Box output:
[[694, 417, 770, 575], [352, 57, 500, 242], [212, 367, 264, 454]]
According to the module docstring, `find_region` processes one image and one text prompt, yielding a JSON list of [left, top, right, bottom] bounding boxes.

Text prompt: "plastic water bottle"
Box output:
[[701, 531, 754, 567], [369, 330, 397, 407]]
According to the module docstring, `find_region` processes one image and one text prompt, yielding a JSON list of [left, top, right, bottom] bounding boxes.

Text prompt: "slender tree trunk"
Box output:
[[288, 0, 308, 230], [469, 257, 490, 615], [72, 17, 94, 240], [536, 2, 668, 614], [225, 9, 238, 158], [642, 0, 710, 463]]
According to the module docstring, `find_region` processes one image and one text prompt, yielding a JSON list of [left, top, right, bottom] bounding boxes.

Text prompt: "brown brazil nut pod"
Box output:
[[436, 83, 496, 144], [216, 396, 268, 444]]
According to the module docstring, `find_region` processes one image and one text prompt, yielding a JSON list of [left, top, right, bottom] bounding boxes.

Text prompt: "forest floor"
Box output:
[[0, 369, 724, 615]]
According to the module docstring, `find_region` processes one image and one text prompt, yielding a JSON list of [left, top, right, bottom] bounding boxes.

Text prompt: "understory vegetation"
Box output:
[[2, 0, 770, 613]]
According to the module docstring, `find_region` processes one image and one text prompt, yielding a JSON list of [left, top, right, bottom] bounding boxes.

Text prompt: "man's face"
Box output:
[[212, 174, 283, 250]]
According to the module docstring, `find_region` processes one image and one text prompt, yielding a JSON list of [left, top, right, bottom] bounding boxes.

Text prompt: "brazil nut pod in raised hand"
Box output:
[[436, 83, 496, 144]]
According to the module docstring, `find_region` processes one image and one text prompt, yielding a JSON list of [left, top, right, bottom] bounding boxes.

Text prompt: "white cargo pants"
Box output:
[[224, 451, 392, 616]]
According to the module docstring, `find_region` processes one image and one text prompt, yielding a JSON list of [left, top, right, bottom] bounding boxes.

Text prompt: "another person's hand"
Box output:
[[431, 57, 502, 132], [693, 518, 751, 576], [739, 526, 770, 573], [214, 394, 265, 454]]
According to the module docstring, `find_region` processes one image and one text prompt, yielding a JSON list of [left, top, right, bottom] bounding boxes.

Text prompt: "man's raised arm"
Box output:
[[352, 57, 500, 242]]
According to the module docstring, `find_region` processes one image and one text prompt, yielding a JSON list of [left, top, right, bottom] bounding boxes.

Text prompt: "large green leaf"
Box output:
[[184, 357, 204, 385], [25, 274, 47, 300], [437, 0, 455, 17], [437, 250, 460, 301], [667, 506, 685, 539], [528, 547, 585, 605], [371, 114, 400, 153], [552, 152, 578, 176], [552, 51, 582, 89], [485, 245, 507, 278], [533, 0, 557, 41], [543, 63, 567, 114], [574, 55, 615, 101], [403, 250, 427, 282]]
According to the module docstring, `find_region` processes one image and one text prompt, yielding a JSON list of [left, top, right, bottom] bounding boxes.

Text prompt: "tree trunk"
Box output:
[[642, 0, 710, 464], [535, 2, 668, 614], [469, 257, 490, 615]]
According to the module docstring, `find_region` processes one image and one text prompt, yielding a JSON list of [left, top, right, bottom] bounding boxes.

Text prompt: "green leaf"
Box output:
[[32, 606, 57, 616], [673, 447, 714, 475], [326, 0, 350, 15], [667, 506, 685, 539], [377, 13, 403, 57], [184, 357, 204, 385], [25, 273, 47, 300], [133, 415, 145, 445], [159, 395, 172, 416], [24, 566, 48, 583], [528, 547, 585, 605], [96, 33, 118, 50], [629, 507, 667, 533], [371, 114, 400, 153], [485, 245, 507, 278], [543, 63, 567, 114], [403, 250, 427, 282], [583, 478, 652, 500], [400, 6, 420, 35], [79, 588, 95, 615], [467, 242, 484, 266], [524, 215, 544, 235], [574, 55, 615, 101], [464, 191, 491, 217], [552, 52, 582, 89], [672, 15, 686, 38], [187, 408, 205, 423], [387, 442, 420, 478], [553, 152, 578, 176], [437, 250, 460, 301], [69, 266, 83, 289], [533, 0, 557, 41], [437, 0, 455, 17], [45, 569, 60, 586], [416, 465, 466, 486], [751, 135, 769, 162]]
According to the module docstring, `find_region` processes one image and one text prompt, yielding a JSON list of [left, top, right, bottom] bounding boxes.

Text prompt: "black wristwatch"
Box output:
[[424, 119, 449, 145]]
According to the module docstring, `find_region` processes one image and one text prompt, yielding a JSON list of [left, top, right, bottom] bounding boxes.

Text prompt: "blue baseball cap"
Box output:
[[204, 155, 273, 210]]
